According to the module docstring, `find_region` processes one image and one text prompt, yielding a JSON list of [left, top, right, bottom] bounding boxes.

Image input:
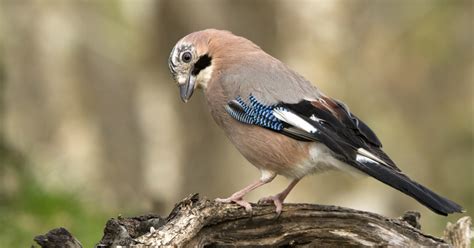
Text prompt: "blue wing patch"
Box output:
[[225, 95, 284, 131]]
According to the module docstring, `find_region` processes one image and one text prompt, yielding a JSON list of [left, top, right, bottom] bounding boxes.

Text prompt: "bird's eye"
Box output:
[[181, 52, 192, 63]]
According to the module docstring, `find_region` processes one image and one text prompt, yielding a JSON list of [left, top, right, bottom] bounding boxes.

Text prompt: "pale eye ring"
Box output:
[[181, 52, 192, 63]]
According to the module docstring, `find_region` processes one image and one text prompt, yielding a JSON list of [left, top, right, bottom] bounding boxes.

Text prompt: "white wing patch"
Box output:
[[356, 154, 378, 164], [356, 148, 388, 166], [273, 108, 317, 133], [309, 114, 323, 122]]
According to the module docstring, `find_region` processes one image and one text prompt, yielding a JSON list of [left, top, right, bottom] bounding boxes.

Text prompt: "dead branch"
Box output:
[[34, 194, 471, 247]]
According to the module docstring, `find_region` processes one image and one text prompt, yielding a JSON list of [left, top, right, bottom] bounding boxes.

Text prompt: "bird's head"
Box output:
[[168, 30, 217, 103], [169, 29, 261, 102]]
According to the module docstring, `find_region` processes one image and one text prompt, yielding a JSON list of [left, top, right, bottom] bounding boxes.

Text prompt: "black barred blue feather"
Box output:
[[225, 95, 284, 131]]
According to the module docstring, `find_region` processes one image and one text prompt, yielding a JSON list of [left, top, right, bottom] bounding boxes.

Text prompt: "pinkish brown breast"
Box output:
[[204, 78, 311, 178]]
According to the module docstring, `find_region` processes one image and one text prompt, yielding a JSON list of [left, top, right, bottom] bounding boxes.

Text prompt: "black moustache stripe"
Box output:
[[192, 54, 212, 76]]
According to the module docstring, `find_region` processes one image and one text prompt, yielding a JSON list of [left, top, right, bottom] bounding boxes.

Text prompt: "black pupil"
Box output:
[[182, 52, 192, 62]]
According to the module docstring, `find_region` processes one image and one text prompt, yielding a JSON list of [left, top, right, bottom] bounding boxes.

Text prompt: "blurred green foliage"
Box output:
[[0, 141, 109, 247]]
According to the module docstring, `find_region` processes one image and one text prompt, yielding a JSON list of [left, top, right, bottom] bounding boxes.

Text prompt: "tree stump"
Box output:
[[33, 194, 471, 247]]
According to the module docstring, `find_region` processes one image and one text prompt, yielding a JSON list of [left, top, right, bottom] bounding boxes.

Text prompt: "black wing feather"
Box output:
[[333, 99, 382, 147], [281, 99, 398, 171]]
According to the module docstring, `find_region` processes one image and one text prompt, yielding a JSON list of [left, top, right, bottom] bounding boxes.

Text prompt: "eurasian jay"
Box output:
[[168, 29, 463, 216]]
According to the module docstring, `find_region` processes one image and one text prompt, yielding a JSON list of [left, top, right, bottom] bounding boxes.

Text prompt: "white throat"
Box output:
[[195, 64, 214, 89]]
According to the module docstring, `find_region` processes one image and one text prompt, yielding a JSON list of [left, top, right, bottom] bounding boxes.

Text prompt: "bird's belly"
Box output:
[[223, 119, 361, 179], [290, 143, 363, 178], [224, 121, 309, 175]]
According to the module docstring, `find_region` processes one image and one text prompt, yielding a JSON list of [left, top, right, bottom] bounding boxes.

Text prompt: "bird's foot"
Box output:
[[215, 196, 252, 212], [258, 194, 285, 216]]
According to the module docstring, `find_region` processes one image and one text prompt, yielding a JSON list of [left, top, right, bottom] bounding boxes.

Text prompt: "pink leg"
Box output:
[[216, 171, 276, 212], [258, 178, 301, 215]]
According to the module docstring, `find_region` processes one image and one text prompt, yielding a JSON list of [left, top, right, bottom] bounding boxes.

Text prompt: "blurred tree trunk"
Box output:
[[72, 1, 145, 205], [51, 1, 150, 206], [1, 1, 145, 207]]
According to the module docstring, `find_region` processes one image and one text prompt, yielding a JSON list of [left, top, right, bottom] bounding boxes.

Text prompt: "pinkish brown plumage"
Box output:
[[168, 29, 463, 216]]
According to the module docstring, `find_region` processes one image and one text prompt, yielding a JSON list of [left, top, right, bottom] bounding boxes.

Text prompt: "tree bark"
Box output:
[[33, 194, 471, 247]]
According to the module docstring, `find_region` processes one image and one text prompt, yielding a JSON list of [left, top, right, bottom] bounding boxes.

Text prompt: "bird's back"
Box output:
[[202, 31, 321, 105]]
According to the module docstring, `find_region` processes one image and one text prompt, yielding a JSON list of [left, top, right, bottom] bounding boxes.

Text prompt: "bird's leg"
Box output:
[[258, 178, 301, 215], [215, 170, 276, 212]]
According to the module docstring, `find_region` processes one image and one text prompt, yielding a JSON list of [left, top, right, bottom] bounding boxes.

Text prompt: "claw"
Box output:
[[257, 178, 300, 216], [215, 197, 253, 212], [258, 194, 284, 216]]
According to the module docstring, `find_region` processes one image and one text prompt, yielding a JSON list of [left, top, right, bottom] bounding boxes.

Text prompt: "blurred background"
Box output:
[[0, 0, 472, 247]]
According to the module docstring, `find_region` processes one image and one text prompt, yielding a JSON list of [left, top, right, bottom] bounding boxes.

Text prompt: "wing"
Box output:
[[225, 94, 397, 170], [281, 96, 399, 171], [225, 94, 463, 215]]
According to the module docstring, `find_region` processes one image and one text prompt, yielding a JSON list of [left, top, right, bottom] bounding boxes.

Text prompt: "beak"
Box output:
[[179, 68, 196, 103]]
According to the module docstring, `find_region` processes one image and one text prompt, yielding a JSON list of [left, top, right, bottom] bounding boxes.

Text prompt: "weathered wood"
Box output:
[[443, 216, 472, 248], [132, 194, 448, 247], [34, 227, 83, 248], [34, 194, 470, 247]]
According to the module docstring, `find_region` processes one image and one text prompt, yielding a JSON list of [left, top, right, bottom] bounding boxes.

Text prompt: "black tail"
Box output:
[[353, 160, 463, 216]]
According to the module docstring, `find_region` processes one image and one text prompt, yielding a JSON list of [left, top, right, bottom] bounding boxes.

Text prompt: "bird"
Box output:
[[167, 29, 463, 216]]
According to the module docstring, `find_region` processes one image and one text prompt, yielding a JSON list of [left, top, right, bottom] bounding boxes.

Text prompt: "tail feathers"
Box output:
[[353, 160, 463, 216]]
